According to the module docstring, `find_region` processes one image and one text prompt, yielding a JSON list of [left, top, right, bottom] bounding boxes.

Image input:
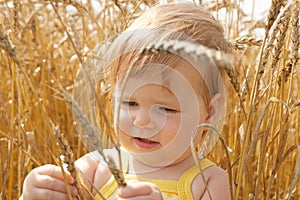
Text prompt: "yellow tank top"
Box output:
[[94, 158, 215, 200]]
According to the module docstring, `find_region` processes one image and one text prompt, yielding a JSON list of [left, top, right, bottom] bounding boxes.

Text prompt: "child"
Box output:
[[20, 2, 232, 200]]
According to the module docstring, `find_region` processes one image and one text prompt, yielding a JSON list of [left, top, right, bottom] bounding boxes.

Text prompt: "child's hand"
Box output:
[[118, 180, 163, 200], [20, 164, 78, 200]]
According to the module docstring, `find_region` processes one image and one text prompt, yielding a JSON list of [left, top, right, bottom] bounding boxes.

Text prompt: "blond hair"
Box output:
[[103, 2, 232, 105], [129, 2, 232, 52]]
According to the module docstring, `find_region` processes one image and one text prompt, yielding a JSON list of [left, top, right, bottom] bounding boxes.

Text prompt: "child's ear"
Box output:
[[205, 93, 223, 121]]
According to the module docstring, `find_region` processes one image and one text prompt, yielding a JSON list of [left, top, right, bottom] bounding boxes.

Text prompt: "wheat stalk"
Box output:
[[287, 145, 300, 200], [240, 64, 252, 102], [249, 97, 290, 199], [190, 123, 234, 200], [234, 0, 291, 191]]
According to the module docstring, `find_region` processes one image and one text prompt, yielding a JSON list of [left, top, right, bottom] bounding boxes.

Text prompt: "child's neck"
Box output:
[[128, 154, 196, 180]]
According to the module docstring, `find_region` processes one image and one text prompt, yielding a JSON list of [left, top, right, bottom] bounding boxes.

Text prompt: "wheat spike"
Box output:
[[67, 14, 82, 59], [232, 36, 263, 50], [0, 28, 18, 63], [62, 90, 103, 152], [278, 0, 300, 85], [107, 155, 127, 187], [270, 4, 291, 70], [254, 0, 288, 94], [140, 40, 238, 94], [278, 1, 300, 90], [261, 3, 292, 72], [256, 3, 292, 96], [140, 40, 245, 115], [265, 0, 287, 33], [13, 0, 19, 35], [62, 90, 126, 188], [141, 40, 233, 69], [290, 0, 299, 67], [52, 123, 84, 199]]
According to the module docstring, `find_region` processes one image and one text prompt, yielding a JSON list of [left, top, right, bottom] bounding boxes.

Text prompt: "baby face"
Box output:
[[114, 64, 208, 167], [118, 83, 181, 151]]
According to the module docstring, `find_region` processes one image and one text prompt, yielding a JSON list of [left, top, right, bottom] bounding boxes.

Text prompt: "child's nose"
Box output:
[[132, 108, 152, 128]]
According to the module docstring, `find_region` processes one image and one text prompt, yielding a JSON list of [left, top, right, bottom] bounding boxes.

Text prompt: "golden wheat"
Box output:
[[0, 1, 299, 200]]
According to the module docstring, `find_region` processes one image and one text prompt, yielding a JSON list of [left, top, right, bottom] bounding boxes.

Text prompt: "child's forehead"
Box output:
[[121, 83, 176, 101], [116, 63, 195, 90], [121, 58, 200, 81], [114, 62, 207, 103]]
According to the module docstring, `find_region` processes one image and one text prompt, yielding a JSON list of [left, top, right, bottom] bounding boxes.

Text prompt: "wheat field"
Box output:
[[0, 0, 299, 199]]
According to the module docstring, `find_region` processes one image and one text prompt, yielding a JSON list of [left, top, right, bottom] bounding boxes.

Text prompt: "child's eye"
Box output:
[[159, 107, 179, 113], [122, 101, 138, 107]]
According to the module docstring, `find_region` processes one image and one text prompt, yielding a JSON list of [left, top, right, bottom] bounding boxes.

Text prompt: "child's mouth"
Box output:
[[133, 137, 159, 149]]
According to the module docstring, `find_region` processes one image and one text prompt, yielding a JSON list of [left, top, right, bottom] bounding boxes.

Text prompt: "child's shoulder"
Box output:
[[192, 165, 230, 199]]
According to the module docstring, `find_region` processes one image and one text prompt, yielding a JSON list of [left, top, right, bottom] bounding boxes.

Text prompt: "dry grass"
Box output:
[[0, 0, 299, 199]]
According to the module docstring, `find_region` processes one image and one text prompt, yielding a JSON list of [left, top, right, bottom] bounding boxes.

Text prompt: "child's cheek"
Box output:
[[117, 107, 133, 136], [117, 106, 168, 137]]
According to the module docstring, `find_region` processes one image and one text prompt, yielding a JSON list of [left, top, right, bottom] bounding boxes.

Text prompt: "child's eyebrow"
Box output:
[[118, 93, 133, 100], [155, 99, 180, 108]]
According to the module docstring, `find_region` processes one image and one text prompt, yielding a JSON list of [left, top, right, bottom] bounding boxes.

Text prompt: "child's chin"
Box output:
[[131, 150, 183, 168]]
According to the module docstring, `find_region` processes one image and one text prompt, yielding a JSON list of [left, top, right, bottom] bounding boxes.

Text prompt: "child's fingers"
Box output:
[[22, 164, 78, 200], [28, 164, 78, 196], [36, 164, 74, 184], [34, 175, 78, 196]]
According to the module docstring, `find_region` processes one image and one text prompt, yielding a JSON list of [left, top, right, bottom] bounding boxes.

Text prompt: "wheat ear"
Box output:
[[52, 123, 85, 199], [231, 36, 262, 50], [279, 0, 300, 86], [141, 40, 237, 92], [290, 0, 299, 67], [140, 40, 245, 115], [260, 3, 291, 79], [265, 0, 287, 34], [0, 28, 18, 63], [270, 3, 291, 70], [251, 0, 288, 107], [62, 90, 126, 188], [141, 40, 233, 68]]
